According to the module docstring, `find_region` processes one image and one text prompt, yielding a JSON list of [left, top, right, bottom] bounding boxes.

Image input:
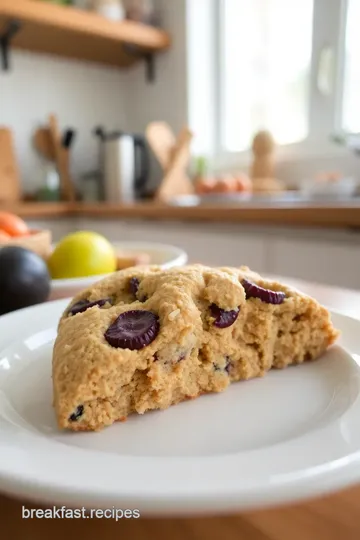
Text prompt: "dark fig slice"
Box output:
[[210, 304, 240, 329], [69, 405, 84, 422], [242, 279, 286, 305], [105, 310, 159, 350], [129, 277, 148, 301], [69, 298, 112, 316], [68, 299, 88, 315], [129, 277, 140, 296]]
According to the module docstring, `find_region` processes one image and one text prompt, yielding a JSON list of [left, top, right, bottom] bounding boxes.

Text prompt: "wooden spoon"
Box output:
[[33, 128, 55, 162]]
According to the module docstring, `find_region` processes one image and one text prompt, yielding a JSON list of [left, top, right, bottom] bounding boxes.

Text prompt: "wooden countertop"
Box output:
[[2, 277, 360, 538], [2, 201, 360, 229]]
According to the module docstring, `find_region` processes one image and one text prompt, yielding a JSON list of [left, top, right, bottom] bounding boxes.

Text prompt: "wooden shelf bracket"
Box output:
[[0, 19, 21, 71]]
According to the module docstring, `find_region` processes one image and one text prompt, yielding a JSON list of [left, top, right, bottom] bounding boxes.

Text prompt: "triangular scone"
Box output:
[[52, 265, 339, 431]]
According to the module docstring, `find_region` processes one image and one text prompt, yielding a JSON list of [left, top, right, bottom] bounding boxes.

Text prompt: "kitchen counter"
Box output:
[[2, 201, 360, 229], [5, 201, 360, 289]]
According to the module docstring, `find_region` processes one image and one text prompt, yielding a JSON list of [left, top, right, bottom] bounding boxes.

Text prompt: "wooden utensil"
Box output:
[[146, 122, 194, 202], [33, 127, 55, 162], [0, 128, 21, 202], [48, 114, 76, 202], [156, 127, 193, 201], [146, 122, 177, 172]]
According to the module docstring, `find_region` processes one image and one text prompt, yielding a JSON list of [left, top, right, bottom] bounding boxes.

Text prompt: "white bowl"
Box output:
[[301, 177, 358, 199], [49, 242, 188, 301]]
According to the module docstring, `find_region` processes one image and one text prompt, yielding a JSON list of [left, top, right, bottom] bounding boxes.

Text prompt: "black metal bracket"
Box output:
[[0, 19, 21, 71], [123, 43, 156, 83], [144, 53, 155, 83]]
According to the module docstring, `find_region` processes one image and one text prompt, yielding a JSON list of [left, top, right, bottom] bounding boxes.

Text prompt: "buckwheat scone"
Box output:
[[52, 265, 339, 431]]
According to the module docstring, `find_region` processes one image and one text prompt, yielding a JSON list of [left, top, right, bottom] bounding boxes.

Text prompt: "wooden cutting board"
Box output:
[[146, 122, 195, 202], [146, 122, 177, 172], [0, 128, 21, 202]]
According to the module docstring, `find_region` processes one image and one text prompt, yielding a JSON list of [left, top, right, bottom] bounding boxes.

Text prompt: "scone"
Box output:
[[52, 265, 339, 431]]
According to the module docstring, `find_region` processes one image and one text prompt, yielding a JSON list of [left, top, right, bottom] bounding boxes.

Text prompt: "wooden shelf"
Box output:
[[0, 0, 171, 70], [2, 202, 360, 229]]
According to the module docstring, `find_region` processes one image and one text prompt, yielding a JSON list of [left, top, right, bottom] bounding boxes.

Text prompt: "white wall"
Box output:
[[124, 0, 188, 191], [0, 50, 127, 192], [124, 0, 188, 134]]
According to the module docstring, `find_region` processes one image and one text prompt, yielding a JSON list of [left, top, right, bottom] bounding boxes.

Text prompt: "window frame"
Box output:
[[187, 0, 350, 170]]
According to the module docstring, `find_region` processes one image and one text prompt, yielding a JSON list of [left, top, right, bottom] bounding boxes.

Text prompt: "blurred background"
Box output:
[[1, 0, 360, 303]]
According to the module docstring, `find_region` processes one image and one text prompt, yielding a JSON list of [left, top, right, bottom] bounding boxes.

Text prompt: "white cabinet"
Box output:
[[269, 237, 360, 289], [77, 219, 267, 270], [27, 220, 73, 242], [26, 217, 360, 289]]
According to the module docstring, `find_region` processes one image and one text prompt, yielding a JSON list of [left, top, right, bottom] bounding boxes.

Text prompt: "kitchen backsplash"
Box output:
[[0, 50, 128, 191]]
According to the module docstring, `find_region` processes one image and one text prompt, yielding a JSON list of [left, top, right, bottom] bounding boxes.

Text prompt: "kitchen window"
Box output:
[[187, 0, 357, 163], [342, 0, 360, 133], [220, 0, 313, 152]]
